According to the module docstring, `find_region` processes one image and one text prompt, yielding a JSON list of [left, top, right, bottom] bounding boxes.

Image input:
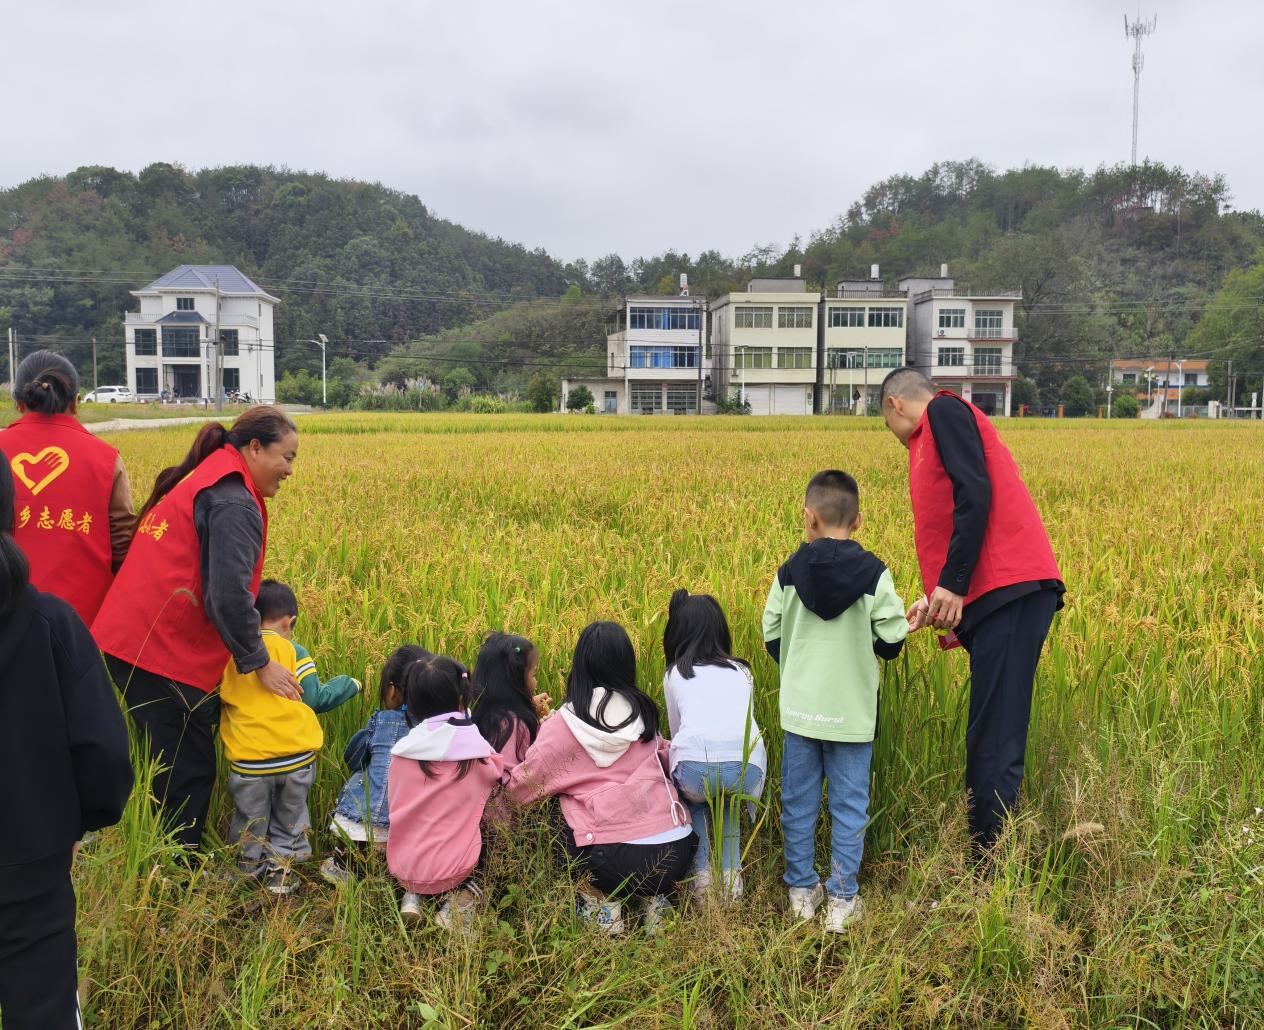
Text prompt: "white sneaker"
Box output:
[[577, 893, 624, 934], [639, 894, 672, 934], [722, 870, 744, 901], [319, 857, 350, 886], [435, 885, 480, 933], [688, 868, 712, 900], [824, 894, 864, 933], [399, 892, 423, 922], [788, 883, 824, 920]]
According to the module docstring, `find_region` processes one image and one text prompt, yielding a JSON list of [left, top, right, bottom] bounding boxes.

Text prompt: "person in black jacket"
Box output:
[[0, 453, 134, 1030]]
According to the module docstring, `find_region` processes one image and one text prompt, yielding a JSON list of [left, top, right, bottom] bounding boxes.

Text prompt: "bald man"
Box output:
[[880, 368, 1064, 856]]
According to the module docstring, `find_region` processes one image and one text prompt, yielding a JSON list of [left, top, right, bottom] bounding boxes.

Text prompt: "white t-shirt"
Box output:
[[663, 662, 766, 774]]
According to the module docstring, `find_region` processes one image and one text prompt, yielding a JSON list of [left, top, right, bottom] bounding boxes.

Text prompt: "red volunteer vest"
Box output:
[[908, 391, 1060, 605], [0, 412, 118, 625], [92, 445, 268, 693]]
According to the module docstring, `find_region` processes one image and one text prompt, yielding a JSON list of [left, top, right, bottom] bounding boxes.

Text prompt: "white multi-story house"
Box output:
[[900, 269, 1021, 416], [561, 290, 707, 414], [709, 276, 817, 416], [822, 270, 908, 414], [124, 265, 278, 402]]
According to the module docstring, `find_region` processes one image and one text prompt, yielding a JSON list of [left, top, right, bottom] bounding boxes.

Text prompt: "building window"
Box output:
[[828, 348, 903, 369], [974, 309, 1004, 338], [734, 306, 773, 329], [222, 368, 240, 393], [777, 347, 813, 369], [630, 384, 662, 414], [867, 348, 903, 368], [1122, 372, 1137, 383], [161, 327, 200, 358], [629, 306, 700, 331], [938, 308, 966, 329], [828, 307, 865, 328], [134, 328, 157, 355], [868, 306, 904, 328], [938, 346, 965, 367], [974, 347, 1003, 373], [219, 329, 239, 356], [630, 345, 698, 369], [135, 367, 158, 395], [734, 347, 773, 369], [777, 306, 813, 329], [176, 297, 195, 311], [665, 384, 698, 414]]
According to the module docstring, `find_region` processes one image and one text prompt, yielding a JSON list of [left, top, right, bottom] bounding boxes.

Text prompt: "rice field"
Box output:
[[74, 414, 1264, 1029]]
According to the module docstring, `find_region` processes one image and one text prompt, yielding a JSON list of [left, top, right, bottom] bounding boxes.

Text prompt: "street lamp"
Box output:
[[1146, 366, 1155, 407], [306, 335, 328, 408], [1174, 359, 1184, 418]]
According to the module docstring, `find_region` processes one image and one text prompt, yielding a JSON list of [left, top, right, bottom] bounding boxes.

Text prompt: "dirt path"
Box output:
[[87, 411, 308, 435]]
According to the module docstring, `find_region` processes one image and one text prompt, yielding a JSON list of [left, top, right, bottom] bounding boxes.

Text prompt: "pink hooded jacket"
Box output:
[[504, 688, 690, 847], [386, 712, 503, 895]]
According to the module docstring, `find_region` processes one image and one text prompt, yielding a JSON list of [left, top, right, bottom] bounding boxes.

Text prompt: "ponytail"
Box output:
[[0, 452, 31, 616], [138, 404, 296, 519], [13, 351, 79, 416]]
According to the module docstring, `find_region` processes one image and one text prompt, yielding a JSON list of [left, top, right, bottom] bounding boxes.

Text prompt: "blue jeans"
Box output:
[[673, 761, 764, 873], [780, 731, 873, 899]]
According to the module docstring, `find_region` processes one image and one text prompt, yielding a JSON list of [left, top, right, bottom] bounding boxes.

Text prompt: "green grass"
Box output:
[[68, 415, 1264, 1028]]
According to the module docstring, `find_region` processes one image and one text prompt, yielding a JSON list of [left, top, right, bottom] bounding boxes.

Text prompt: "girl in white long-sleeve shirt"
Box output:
[[662, 589, 766, 900]]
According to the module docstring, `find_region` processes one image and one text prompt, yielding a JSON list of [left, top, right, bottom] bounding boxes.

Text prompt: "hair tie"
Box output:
[[513, 645, 521, 654], [39, 381, 50, 391], [461, 671, 469, 680]]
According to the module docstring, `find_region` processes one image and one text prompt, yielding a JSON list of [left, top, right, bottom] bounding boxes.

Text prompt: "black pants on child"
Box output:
[[106, 655, 219, 850], [0, 857, 81, 1030], [562, 833, 697, 899], [957, 589, 1059, 852]]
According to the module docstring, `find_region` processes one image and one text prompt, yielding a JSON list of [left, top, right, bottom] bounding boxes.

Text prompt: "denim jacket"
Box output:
[[333, 707, 410, 826]]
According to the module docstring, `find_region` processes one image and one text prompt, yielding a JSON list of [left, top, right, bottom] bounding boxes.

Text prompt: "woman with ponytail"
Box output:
[[0, 351, 138, 624], [93, 404, 301, 850], [0, 455, 133, 1029]]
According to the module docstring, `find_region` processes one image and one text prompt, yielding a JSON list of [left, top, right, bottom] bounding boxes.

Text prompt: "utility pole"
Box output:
[[1163, 349, 1173, 417], [92, 336, 98, 392], [213, 275, 223, 413], [318, 334, 328, 408], [7, 328, 14, 393], [863, 346, 869, 416], [1175, 358, 1184, 418], [1106, 359, 1114, 418], [1125, 9, 1157, 166]]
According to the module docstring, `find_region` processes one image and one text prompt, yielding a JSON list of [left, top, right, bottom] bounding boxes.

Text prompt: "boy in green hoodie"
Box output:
[[762, 469, 907, 931]]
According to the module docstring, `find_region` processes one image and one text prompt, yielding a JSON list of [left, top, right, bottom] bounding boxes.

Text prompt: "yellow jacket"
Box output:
[[219, 631, 322, 775]]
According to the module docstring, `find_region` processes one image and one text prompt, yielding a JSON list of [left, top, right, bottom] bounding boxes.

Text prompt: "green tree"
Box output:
[[526, 372, 557, 412], [1112, 393, 1140, 418], [1012, 377, 1040, 409], [566, 385, 594, 411], [1060, 375, 1095, 416]]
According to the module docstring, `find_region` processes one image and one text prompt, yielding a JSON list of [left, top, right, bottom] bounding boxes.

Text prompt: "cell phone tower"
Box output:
[[1125, 8, 1157, 165]]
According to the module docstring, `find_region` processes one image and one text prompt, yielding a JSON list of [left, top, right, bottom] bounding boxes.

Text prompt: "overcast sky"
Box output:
[[4, 0, 1260, 262]]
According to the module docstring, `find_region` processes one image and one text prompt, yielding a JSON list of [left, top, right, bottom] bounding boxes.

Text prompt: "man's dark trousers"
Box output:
[[958, 589, 1059, 852]]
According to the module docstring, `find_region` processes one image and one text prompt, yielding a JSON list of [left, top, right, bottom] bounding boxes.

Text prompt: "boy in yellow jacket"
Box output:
[[220, 580, 360, 893]]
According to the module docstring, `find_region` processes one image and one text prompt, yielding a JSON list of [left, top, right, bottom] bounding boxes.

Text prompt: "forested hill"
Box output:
[[3, 159, 1263, 397], [0, 163, 566, 380]]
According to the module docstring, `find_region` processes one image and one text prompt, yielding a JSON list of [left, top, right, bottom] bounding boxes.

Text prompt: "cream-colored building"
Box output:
[[709, 277, 817, 416], [822, 272, 908, 414], [900, 271, 1020, 417]]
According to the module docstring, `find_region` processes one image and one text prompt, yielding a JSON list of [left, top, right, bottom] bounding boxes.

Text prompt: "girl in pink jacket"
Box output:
[[505, 621, 696, 933], [386, 656, 502, 930]]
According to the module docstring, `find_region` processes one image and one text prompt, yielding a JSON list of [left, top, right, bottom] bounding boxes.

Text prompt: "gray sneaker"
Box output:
[[319, 856, 350, 886], [399, 892, 423, 922], [264, 866, 299, 897]]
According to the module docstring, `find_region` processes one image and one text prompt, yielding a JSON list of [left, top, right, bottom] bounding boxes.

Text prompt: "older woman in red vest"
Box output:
[[0, 351, 137, 624], [880, 368, 1064, 858], [93, 405, 302, 850]]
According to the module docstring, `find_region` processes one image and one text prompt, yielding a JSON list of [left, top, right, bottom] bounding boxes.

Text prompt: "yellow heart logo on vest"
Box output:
[[11, 447, 71, 496]]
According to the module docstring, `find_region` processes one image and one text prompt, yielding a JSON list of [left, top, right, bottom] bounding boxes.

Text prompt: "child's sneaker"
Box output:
[[638, 894, 673, 934], [435, 883, 481, 933], [399, 892, 423, 922], [788, 883, 824, 920], [264, 866, 298, 897], [577, 892, 624, 934], [824, 894, 864, 933], [687, 868, 712, 901], [319, 856, 350, 886], [722, 870, 744, 901]]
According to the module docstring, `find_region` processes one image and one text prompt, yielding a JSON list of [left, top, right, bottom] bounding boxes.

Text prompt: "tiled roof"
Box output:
[[139, 265, 271, 296]]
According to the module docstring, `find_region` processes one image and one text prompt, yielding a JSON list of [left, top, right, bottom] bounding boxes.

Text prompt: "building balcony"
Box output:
[[967, 330, 1017, 341], [932, 362, 1015, 379]]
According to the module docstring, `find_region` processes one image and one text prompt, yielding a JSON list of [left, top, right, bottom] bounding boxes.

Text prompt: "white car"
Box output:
[[82, 385, 135, 404]]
